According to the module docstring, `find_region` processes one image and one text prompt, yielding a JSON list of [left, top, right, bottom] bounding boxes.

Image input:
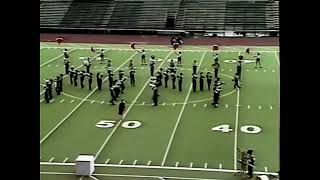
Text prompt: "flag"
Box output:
[[130, 42, 136, 49], [56, 37, 63, 44]]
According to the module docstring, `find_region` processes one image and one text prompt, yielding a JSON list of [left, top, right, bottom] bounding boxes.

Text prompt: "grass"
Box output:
[[40, 42, 279, 180]]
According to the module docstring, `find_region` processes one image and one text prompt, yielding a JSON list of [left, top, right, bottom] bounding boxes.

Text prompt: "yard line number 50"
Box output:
[[96, 120, 142, 129], [212, 124, 261, 134]]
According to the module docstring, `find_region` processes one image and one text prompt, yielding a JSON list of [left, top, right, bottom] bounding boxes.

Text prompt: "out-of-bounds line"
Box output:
[[65, 43, 83, 48], [161, 51, 207, 166], [40, 49, 76, 68], [40, 171, 221, 180], [40, 52, 137, 144], [39, 163, 278, 175], [41, 46, 278, 53], [93, 173, 220, 180], [94, 50, 174, 160]]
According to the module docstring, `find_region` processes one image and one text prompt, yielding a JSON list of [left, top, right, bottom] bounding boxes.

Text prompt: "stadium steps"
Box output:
[[108, 0, 181, 29], [40, 0, 279, 31], [40, 1, 73, 27], [265, 0, 279, 30], [180, 0, 226, 30], [174, 0, 187, 29], [60, 0, 115, 28], [224, 0, 267, 31]]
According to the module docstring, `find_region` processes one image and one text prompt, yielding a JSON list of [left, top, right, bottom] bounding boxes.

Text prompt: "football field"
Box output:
[[40, 42, 279, 180]]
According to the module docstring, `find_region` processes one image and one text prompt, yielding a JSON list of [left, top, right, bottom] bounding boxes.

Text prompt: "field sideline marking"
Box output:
[[94, 50, 174, 160], [40, 171, 222, 180], [40, 52, 138, 144], [40, 49, 76, 68], [40, 163, 278, 175], [41, 46, 278, 53], [65, 43, 82, 48], [161, 51, 207, 166], [40, 49, 107, 95], [40, 42, 279, 49]]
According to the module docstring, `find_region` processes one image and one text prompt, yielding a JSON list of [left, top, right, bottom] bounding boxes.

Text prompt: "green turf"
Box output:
[[40, 43, 279, 180]]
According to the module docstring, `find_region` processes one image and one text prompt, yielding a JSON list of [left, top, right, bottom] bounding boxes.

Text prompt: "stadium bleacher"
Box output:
[[40, 0, 279, 31]]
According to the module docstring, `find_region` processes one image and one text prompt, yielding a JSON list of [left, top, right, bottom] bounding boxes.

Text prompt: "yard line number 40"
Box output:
[[95, 121, 261, 134], [212, 124, 261, 134]]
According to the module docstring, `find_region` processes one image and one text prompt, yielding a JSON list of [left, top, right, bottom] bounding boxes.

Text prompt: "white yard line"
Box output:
[[40, 52, 137, 144], [48, 157, 55, 163], [133, 160, 137, 165], [94, 51, 174, 160], [105, 159, 110, 164], [63, 158, 69, 163], [274, 51, 280, 66], [161, 51, 207, 166], [40, 49, 76, 68], [90, 176, 101, 180], [233, 89, 240, 170], [233, 52, 242, 170]]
